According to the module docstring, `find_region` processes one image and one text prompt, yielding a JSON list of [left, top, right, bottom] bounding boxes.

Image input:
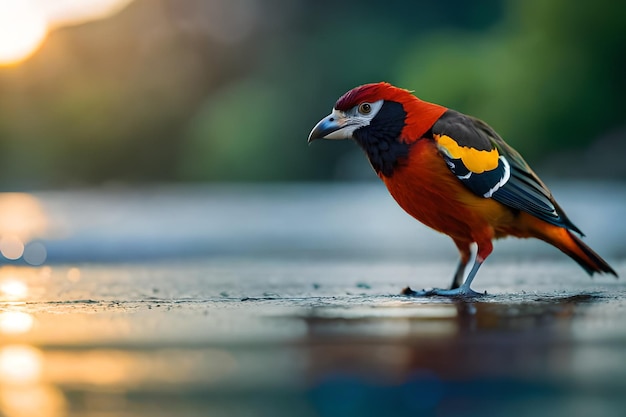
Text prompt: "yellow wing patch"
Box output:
[[435, 134, 500, 174]]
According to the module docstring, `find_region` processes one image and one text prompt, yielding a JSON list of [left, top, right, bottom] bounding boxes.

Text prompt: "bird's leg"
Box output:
[[423, 259, 484, 297], [403, 242, 471, 296], [450, 260, 466, 290], [450, 241, 472, 290], [453, 258, 484, 295], [421, 241, 492, 297]]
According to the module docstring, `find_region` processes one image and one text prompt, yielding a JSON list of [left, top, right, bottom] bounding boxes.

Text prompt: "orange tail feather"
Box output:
[[539, 226, 617, 276], [564, 231, 617, 276]]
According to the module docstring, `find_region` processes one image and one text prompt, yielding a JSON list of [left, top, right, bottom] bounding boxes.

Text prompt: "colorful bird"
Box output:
[[308, 82, 616, 296]]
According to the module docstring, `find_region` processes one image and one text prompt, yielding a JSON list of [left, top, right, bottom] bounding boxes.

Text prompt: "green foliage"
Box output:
[[181, 80, 287, 181], [397, 0, 626, 162]]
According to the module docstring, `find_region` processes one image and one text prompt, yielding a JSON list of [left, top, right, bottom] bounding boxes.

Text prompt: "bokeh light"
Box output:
[[0, 345, 42, 385], [0, 236, 24, 261], [0, 193, 49, 263], [0, 0, 133, 66], [0, 311, 34, 335], [22, 242, 47, 266], [41, 0, 135, 29], [0, 0, 47, 66], [0, 280, 28, 301], [0, 194, 48, 242], [66, 267, 81, 283], [0, 345, 66, 417]]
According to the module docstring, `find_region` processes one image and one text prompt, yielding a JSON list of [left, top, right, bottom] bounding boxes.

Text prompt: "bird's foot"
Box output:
[[423, 287, 486, 297], [402, 286, 486, 298]]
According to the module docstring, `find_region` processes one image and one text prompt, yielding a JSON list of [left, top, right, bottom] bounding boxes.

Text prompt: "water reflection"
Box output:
[[301, 295, 605, 417], [0, 344, 241, 416], [0, 287, 617, 417], [0, 345, 41, 385], [0, 262, 67, 417], [0, 385, 66, 417], [45, 349, 239, 388], [301, 295, 593, 383], [0, 312, 34, 335], [0, 345, 66, 417], [306, 302, 460, 339]]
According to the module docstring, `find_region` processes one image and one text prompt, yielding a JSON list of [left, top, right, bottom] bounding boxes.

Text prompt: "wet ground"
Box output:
[[0, 182, 625, 417]]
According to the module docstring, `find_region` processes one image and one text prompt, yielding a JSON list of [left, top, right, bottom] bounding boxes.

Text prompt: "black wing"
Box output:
[[433, 110, 583, 235]]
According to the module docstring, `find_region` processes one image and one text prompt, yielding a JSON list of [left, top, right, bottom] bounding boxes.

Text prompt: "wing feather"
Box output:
[[432, 110, 583, 235]]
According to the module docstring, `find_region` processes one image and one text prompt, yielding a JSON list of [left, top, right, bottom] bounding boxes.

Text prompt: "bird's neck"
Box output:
[[354, 131, 411, 178], [352, 98, 447, 177], [401, 97, 448, 143], [352, 101, 410, 177]]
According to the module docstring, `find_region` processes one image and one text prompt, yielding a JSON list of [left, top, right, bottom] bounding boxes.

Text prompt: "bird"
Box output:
[[308, 82, 616, 296]]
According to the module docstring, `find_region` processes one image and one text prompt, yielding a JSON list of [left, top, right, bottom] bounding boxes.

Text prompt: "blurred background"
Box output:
[[0, 0, 625, 189]]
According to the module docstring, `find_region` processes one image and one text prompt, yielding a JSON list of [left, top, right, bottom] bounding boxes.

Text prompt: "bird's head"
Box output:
[[308, 82, 447, 145]]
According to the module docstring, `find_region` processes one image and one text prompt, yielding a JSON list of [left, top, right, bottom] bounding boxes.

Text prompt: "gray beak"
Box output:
[[307, 110, 351, 143]]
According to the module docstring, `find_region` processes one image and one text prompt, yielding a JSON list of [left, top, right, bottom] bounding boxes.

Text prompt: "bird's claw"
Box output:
[[402, 286, 486, 298], [423, 287, 486, 297]]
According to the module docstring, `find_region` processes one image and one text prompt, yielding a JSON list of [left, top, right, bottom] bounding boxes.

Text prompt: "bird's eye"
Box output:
[[358, 103, 372, 114]]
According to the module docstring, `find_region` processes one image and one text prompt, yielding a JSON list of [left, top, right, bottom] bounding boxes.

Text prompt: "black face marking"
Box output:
[[352, 101, 408, 177]]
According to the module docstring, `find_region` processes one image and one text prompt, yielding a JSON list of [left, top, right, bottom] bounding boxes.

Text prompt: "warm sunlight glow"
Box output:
[[0, 0, 47, 66], [0, 193, 49, 262], [0, 345, 66, 417], [42, 0, 135, 29], [66, 267, 81, 283], [0, 385, 66, 417], [0, 194, 48, 243], [0, 311, 34, 335], [0, 267, 44, 302], [0, 345, 42, 385], [0, 280, 28, 301], [45, 348, 238, 387], [44, 351, 125, 386], [0, 0, 134, 66]]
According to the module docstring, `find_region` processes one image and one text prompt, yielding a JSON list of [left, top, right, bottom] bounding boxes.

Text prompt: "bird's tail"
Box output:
[[539, 225, 617, 276], [565, 231, 617, 276]]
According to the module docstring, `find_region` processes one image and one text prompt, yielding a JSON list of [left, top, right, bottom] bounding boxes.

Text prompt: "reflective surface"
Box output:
[[0, 259, 624, 417], [0, 183, 624, 416]]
